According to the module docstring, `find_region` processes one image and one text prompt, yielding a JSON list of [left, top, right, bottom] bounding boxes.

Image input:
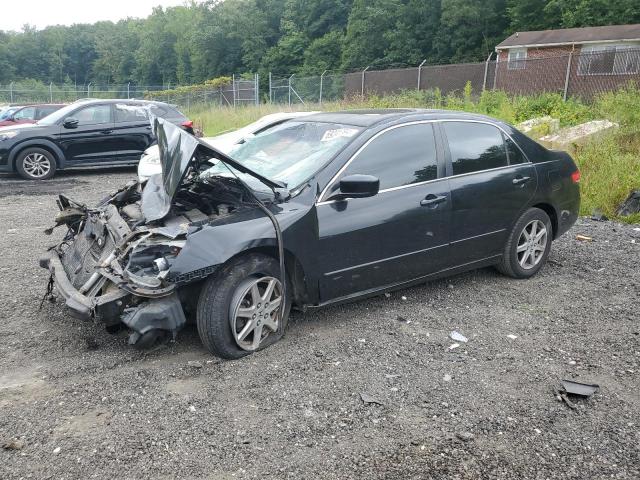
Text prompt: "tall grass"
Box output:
[[186, 84, 640, 223]]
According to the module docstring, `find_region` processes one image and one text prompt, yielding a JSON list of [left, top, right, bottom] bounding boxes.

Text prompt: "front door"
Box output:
[[57, 103, 117, 164], [316, 122, 451, 302], [441, 121, 537, 265]]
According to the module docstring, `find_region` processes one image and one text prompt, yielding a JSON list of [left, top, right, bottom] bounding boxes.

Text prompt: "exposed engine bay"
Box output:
[[41, 172, 257, 348]]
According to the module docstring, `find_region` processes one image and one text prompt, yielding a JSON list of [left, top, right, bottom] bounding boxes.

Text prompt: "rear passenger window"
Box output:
[[504, 135, 527, 165], [342, 123, 438, 190], [444, 122, 508, 175], [115, 104, 149, 123]]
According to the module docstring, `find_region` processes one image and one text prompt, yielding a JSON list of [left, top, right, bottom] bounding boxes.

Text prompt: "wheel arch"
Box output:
[[531, 202, 558, 239], [9, 140, 65, 171], [227, 246, 310, 308]]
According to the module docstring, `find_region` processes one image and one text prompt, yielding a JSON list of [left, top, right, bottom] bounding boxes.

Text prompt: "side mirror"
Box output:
[[63, 117, 79, 129], [332, 174, 380, 200]]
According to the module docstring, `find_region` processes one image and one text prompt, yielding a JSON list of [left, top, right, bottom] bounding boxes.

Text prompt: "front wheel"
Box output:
[[196, 254, 291, 359], [15, 147, 57, 180], [496, 208, 553, 279]]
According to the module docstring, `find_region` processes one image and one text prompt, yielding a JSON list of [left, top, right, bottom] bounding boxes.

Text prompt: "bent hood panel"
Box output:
[[142, 118, 286, 223]]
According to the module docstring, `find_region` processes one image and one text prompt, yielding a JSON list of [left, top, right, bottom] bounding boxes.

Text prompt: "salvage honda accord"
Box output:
[[40, 109, 580, 358]]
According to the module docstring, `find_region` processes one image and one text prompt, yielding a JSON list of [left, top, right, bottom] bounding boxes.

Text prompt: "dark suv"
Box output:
[[0, 99, 192, 180]]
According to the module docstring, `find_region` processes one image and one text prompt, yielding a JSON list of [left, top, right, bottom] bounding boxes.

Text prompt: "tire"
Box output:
[[15, 147, 57, 180], [196, 253, 291, 359], [496, 207, 553, 279]]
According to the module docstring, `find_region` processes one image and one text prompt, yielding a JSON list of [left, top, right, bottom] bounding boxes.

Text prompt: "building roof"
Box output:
[[497, 24, 640, 49]]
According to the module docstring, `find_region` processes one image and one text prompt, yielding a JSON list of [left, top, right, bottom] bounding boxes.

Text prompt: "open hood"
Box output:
[[141, 118, 286, 222]]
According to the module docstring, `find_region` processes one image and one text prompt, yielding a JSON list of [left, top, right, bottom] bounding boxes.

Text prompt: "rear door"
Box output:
[[441, 120, 537, 265], [111, 103, 155, 162], [57, 103, 117, 164], [316, 122, 451, 301], [11, 106, 37, 125]]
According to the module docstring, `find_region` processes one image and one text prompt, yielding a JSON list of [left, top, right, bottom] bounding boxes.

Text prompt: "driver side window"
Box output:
[[74, 105, 112, 125], [13, 107, 36, 120], [338, 123, 438, 191]]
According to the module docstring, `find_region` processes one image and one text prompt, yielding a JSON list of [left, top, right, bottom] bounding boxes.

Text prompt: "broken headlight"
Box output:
[[124, 240, 185, 285]]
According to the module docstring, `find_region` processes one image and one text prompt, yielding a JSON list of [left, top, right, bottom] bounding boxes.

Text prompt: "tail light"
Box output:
[[571, 170, 581, 183], [181, 120, 193, 129]]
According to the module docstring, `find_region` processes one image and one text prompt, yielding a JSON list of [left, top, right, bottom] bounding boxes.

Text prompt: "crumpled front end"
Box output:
[[40, 190, 190, 346]]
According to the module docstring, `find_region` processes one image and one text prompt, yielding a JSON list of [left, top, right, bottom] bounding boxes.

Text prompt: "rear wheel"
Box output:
[[15, 147, 57, 180], [496, 208, 552, 279], [196, 254, 291, 359]]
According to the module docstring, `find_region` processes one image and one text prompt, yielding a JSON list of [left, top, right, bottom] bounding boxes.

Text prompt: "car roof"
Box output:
[[297, 109, 506, 128], [71, 98, 173, 107]]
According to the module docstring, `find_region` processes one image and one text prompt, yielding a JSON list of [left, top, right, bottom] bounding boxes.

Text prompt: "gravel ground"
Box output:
[[0, 169, 639, 480]]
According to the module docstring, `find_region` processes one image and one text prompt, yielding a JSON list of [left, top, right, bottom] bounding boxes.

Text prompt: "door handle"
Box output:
[[420, 194, 447, 207], [100, 129, 113, 134], [512, 176, 531, 185]]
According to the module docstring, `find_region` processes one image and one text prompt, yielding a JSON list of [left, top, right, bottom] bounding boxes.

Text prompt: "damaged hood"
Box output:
[[142, 118, 286, 222]]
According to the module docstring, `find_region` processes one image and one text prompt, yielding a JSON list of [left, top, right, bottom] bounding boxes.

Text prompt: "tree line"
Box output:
[[1, 0, 638, 87]]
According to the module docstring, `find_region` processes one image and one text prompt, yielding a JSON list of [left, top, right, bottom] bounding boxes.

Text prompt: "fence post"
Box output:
[[269, 72, 272, 103], [482, 52, 493, 92], [49, 82, 53, 103], [492, 55, 499, 90], [288, 74, 294, 106], [563, 52, 573, 101], [319, 70, 327, 104], [255, 73, 259, 105], [361, 66, 370, 96], [87, 82, 91, 98], [9, 82, 13, 103], [417, 60, 426, 90], [127, 82, 130, 99], [232, 74, 236, 107]]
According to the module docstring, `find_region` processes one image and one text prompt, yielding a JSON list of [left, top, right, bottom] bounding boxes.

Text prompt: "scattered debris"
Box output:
[[384, 293, 391, 298], [534, 428, 542, 434], [2, 439, 25, 451], [187, 361, 203, 369], [616, 190, 640, 217], [560, 393, 578, 410], [85, 337, 99, 351], [397, 315, 411, 324], [576, 235, 592, 242], [449, 331, 468, 343], [401, 296, 407, 301], [539, 120, 619, 154], [568, 360, 577, 366], [633, 228, 640, 232], [562, 380, 599, 397], [443, 374, 452, 382], [360, 393, 383, 405], [455, 431, 475, 442], [188, 405, 197, 413], [448, 343, 460, 350], [507, 334, 518, 340], [517, 116, 560, 137], [53, 447, 61, 454], [7, 229, 17, 234], [384, 374, 401, 379], [590, 209, 608, 221]]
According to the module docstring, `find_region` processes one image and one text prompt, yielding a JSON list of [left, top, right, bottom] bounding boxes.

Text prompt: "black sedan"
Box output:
[[0, 99, 192, 180], [40, 109, 580, 358]]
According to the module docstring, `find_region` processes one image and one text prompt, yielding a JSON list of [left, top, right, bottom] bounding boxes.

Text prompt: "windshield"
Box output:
[[200, 121, 362, 191], [36, 103, 81, 125]]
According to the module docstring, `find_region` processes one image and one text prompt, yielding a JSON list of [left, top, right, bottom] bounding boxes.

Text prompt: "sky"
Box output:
[[0, 0, 192, 32]]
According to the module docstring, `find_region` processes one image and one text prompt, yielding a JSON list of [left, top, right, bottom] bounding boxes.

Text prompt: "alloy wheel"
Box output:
[[22, 153, 51, 178], [516, 219, 548, 269], [230, 276, 283, 351]]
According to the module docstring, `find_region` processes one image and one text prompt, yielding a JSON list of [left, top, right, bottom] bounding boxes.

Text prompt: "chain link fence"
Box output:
[[3, 50, 639, 109]]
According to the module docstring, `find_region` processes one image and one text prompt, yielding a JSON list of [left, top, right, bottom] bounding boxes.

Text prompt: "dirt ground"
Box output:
[[0, 169, 638, 480]]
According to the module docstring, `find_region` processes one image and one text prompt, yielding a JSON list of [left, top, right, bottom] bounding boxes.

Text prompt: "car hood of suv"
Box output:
[[142, 118, 286, 222]]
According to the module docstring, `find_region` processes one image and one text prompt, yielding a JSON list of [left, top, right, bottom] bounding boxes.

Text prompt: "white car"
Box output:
[[137, 111, 319, 182]]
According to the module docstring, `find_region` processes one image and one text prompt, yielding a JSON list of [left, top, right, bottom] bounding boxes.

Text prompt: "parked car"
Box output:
[[40, 109, 580, 358], [137, 111, 319, 182], [0, 99, 193, 180], [0, 103, 66, 127]]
